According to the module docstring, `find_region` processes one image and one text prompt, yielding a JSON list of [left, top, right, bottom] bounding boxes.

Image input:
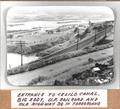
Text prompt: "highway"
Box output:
[[7, 24, 113, 74], [7, 47, 113, 86], [7, 25, 113, 86]]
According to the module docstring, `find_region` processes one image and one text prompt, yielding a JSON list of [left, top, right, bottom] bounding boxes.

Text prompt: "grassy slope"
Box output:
[[7, 47, 113, 86]]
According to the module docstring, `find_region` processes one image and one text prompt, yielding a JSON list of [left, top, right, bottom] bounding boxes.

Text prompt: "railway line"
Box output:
[[39, 26, 113, 60], [7, 47, 113, 86]]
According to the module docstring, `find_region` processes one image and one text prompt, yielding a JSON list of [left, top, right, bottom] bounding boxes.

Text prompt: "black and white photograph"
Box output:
[[7, 6, 114, 86]]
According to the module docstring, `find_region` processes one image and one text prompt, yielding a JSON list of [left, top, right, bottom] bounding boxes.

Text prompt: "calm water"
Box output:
[[7, 20, 89, 31], [7, 53, 39, 70]]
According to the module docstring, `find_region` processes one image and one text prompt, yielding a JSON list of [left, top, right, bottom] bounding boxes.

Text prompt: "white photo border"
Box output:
[[0, 1, 120, 89]]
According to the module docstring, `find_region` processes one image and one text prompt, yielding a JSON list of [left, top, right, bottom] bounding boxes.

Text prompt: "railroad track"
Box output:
[[29, 26, 113, 65]]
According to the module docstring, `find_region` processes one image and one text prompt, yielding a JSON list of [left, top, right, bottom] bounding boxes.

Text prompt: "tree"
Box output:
[[74, 27, 81, 50], [74, 27, 79, 33], [56, 29, 61, 32], [8, 34, 13, 39]]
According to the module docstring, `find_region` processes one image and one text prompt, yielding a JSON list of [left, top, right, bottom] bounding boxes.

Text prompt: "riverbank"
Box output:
[[7, 53, 39, 70], [7, 47, 113, 86], [7, 42, 113, 75]]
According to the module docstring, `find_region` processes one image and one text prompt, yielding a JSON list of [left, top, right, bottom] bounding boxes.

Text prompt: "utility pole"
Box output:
[[76, 35, 79, 50], [93, 26, 98, 46], [104, 23, 107, 38], [95, 28, 96, 45], [16, 40, 27, 66], [74, 27, 80, 50]]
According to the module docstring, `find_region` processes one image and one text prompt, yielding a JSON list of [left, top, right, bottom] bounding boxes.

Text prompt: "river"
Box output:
[[7, 53, 39, 70], [7, 20, 89, 31]]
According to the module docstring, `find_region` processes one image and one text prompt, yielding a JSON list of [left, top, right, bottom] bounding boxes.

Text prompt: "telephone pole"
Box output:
[[93, 26, 98, 46], [16, 40, 27, 66], [104, 23, 107, 38]]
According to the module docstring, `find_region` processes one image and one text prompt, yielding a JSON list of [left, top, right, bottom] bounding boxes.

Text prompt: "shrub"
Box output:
[[28, 76, 48, 86], [7, 65, 28, 75], [7, 42, 113, 75], [54, 80, 65, 86]]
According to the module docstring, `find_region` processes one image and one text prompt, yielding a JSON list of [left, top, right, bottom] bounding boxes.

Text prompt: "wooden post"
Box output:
[[16, 41, 27, 66], [105, 25, 107, 37], [20, 41, 23, 66], [94, 29, 97, 45], [76, 38, 79, 50], [93, 26, 97, 46]]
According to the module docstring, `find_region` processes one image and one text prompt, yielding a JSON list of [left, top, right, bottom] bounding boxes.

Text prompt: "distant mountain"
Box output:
[[8, 13, 113, 24]]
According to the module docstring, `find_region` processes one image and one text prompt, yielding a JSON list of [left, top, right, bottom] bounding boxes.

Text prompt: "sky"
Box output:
[[7, 6, 114, 23]]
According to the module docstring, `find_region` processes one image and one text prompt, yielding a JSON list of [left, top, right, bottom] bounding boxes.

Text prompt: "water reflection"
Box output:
[[7, 53, 38, 70]]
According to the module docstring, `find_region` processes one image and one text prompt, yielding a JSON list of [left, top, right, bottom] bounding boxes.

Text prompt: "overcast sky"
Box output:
[[7, 6, 114, 23]]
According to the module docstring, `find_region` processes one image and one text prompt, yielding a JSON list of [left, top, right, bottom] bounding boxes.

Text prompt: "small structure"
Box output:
[[91, 67, 101, 77], [91, 63, 101, 77], [92, 67, 100, 73], [46, 30, 54, 34]]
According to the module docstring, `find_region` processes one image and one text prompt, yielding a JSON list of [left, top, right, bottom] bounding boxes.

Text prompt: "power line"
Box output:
[[15, 41, 27, 66]]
